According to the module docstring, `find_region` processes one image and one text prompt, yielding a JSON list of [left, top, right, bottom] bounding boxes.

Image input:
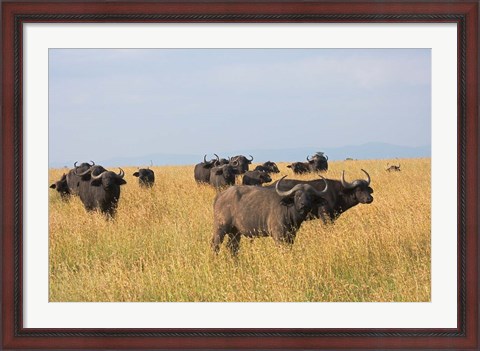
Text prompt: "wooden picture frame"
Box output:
[[2, 0, 478, 349]]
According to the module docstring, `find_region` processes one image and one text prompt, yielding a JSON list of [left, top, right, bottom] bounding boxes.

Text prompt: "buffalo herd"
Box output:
[[50, 151, 377, 256]]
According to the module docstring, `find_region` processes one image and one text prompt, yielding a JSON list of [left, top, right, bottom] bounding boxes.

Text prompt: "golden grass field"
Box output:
[[49, 158, 430, 302]]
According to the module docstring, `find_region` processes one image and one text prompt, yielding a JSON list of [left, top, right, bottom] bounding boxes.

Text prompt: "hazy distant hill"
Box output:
[[49, 142, 430, 168]]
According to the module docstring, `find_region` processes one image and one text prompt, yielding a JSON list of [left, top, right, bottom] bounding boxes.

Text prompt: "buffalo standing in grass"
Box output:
[[212, 176, 329, 256], [307, 152, 328, 172], [209, 162, 239, 189], [49, 161, 95, 198], [75, 166, 127, 217], [386, 164, 401, 172], [270, 169, 373, 223], [287, 162, 311, 174], [194, 155, 219, 183], [242, 170, 272, 186], [254, 161, 280, 174], [133, 168, 155, 187], [229, 155, 253, 174]]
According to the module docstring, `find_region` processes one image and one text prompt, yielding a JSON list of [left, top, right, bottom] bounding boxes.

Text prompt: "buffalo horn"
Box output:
[[89, 160, 95, 166], [248, 155, 254, 161], [231, 160, 239, 167], [361, 169, 371, 185], [324, 155, 328, 161], [74, 166, 94, 176], [306, 155, 311, 161], [91, 170, 108, 180], [214, 153, 220, 161], [117, 168, 125, 178], [74, 161, 78, 168], [203, 154, 207, 163], [341, 169, 371, 189], [275, 176, 307, 197], [310, 176, 329, 197]]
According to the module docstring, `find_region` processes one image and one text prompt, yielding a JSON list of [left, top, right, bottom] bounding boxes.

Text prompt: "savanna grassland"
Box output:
[[49, 158, 430, 302]]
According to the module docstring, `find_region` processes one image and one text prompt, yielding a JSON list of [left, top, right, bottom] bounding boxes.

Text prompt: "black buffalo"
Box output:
[[242, 170, 272, 186], [270, 169, 373, 223], [76, 167, 127, 217], [287, 162, 311, 174], [386, 164, 401, 172], [229, 155, 253, 174], [254, 161, 280, 174], [49, 161, 95, 198], [307, 152, 328, 172], [212, 176, 329, 256], [194, 155, 219, 183], [209, 162, 239, 189], [133, 168, 155, 187]]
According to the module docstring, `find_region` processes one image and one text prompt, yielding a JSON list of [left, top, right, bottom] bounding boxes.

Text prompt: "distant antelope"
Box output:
[[386, 164, 401, 172]]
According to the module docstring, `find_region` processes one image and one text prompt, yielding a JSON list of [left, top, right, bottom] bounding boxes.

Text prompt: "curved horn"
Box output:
[[214, 153, 220, 161], [74, 161, 78, 168], [89, 160, 95, 166], [231, 160, 239, 167], [275, 176, 305, 197], [306, 155, 311, 161], [248, 155, 254, 161], [324, 154, 328, 161], [341, 171, 355, 189], [361, 169, 371, 186], [91, 170, 108, 180], [310, 176, 329, 197], [117, 168, 125, 178], [203, 154, 207, 163], [74, 166, 94, 176]]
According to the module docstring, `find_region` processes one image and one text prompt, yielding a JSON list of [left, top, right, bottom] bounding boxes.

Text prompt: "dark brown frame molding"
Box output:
[[2, 1, 478, 349]]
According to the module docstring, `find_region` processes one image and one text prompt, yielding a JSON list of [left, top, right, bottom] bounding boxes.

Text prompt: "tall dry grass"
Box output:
[[49, 158, 430, 302]]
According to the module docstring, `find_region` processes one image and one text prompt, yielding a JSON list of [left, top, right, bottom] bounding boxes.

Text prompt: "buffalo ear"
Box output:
[[116, 178, 127, 185], [133, 172, 139, 177], [90, 178, 102, 187], [49, 183, 56, 189]]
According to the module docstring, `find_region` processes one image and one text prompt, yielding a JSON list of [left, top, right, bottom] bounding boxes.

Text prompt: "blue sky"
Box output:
[[49, 49, 431, 166]]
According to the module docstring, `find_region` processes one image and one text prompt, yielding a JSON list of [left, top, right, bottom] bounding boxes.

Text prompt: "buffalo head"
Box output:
[[341, 169, 374, 204], [90, 168, 127, 189], [276, 175, 329, 216]]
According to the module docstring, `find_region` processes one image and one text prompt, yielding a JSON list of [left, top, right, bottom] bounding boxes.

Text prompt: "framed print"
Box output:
[[2, 0, 478, 349]]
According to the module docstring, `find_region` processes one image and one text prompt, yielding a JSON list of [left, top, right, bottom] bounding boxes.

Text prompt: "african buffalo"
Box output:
[[386, 164, 401, 172], [194, 155, 219, 183], [307, 152, 328, 172], [76, 167, 127, 217], [49, 161, 95, 198], [133, 168, 155, 187], [209, 162, 239, 189], [287, 162, 311, 174], [212, 176, 329, 256], [254, 161, 280, 174], [229, 155, 253, 174], [242, 170, 272, 186], [270, 169, 373, 223]]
